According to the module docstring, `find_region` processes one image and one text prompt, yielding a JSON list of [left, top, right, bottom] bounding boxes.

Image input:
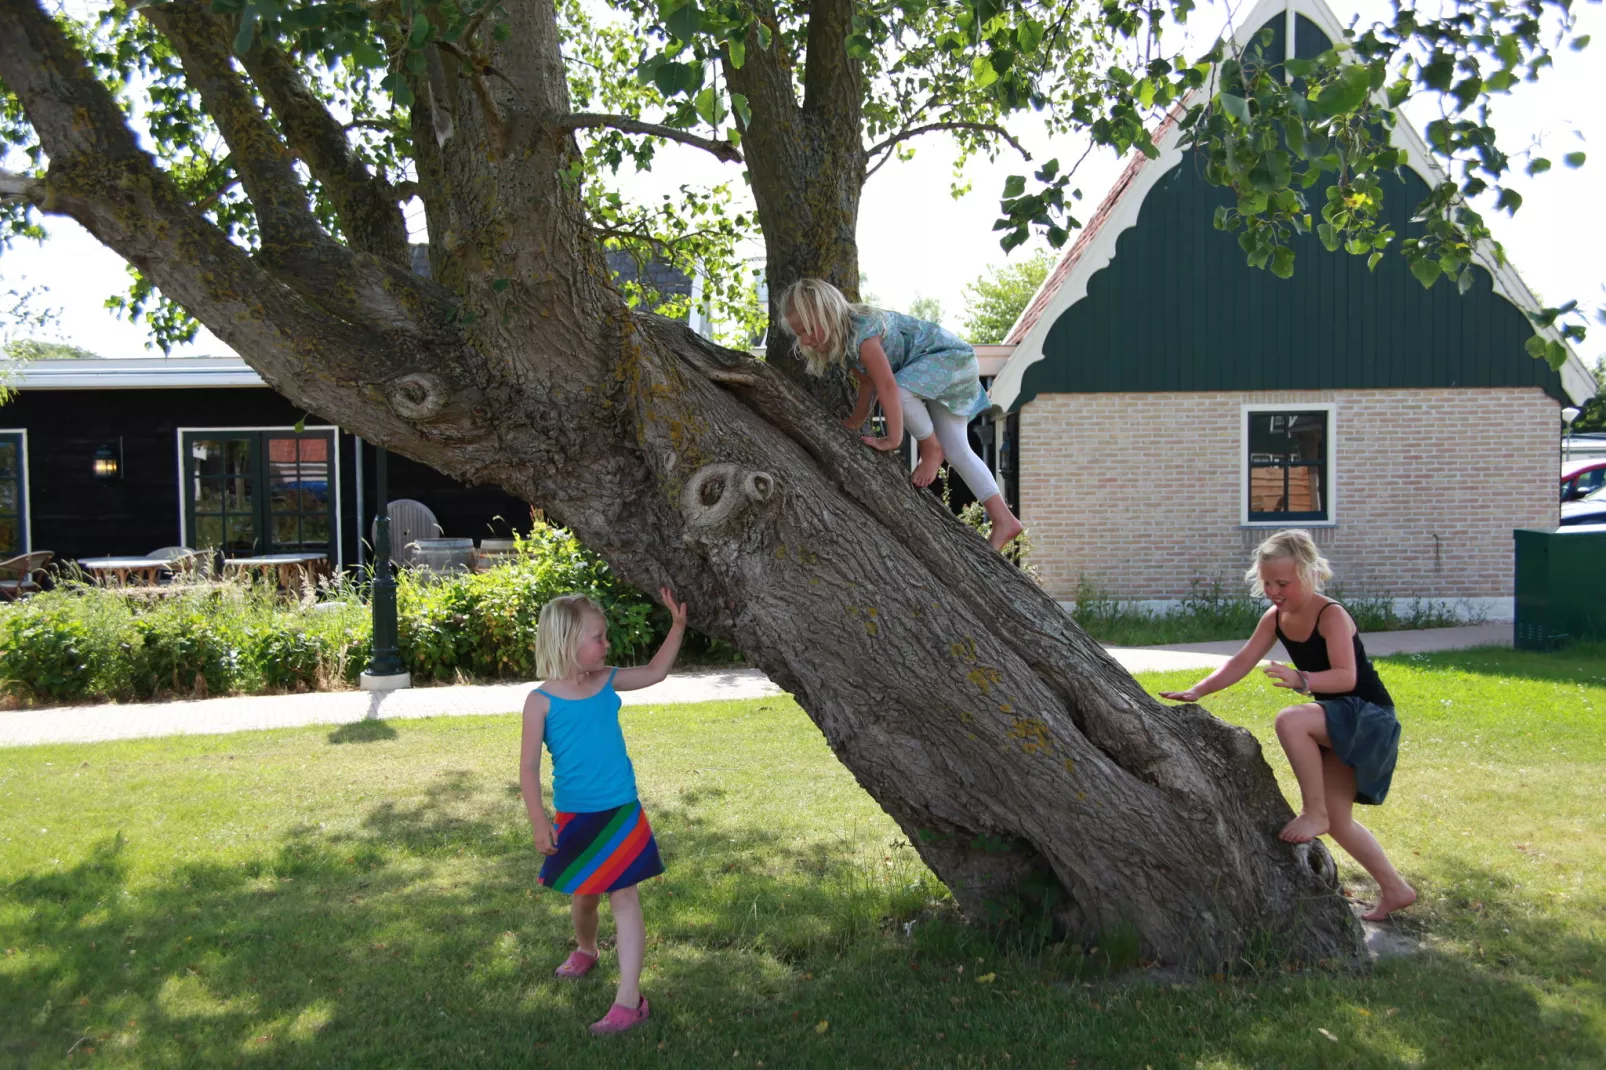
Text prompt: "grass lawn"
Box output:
[[2, 646, 1603, 1068]]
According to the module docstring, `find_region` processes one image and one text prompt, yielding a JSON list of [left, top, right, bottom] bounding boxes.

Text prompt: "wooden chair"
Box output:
[[371, 499, 441, 566], [0, 551, 54, 600]]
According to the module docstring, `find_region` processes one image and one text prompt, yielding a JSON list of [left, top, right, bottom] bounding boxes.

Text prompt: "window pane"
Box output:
[[0, 483, 14, 512], [1248, 465, 1288, 515], [195, 479, 223, 510], [223, 477, 253, 512], [0, 518, 16, 557], [303, 514, 330, 547], [226, 515, 256, 553], [274, 513, 301, 546], [226, 438, 253, 471], [196, 514, 224, 550], [1248, 410, 1327, 519], [0, 441, 16, 480]]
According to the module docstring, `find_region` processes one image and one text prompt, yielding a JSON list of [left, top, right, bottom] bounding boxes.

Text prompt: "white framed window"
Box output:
[[1240, 404, 1336, 526], [0, 429, 30, 555], [175, 426, 343, 566]]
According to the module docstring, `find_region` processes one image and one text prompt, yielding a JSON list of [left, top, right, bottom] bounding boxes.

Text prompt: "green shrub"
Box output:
[[0, 601, 97, 701], [247, 624, 333, 691], [131, 610, 244, 699], [393, 522, 662, 683], [0, 519, 731, 705]]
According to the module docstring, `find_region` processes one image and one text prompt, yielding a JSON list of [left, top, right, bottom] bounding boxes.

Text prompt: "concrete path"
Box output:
[[1109, 621, 1511, 673], [0, 624, 1510, 748], [0, 669, 783, 748]]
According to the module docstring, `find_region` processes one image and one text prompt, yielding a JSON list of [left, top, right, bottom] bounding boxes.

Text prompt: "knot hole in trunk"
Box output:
[[681, 462, 779, 536], [1292, 840, 1339, 889], [387, 372, 449, 420]]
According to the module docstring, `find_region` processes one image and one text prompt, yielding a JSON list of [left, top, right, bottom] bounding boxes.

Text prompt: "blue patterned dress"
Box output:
[[848, 310, 990, 420]]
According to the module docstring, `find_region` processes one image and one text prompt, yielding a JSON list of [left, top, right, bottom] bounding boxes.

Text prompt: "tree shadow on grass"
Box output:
[[0, 768, 933, 1068], [3, 781, 1600, 1069]]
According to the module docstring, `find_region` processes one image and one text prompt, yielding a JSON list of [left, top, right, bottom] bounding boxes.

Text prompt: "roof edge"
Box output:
[[5, 356, 267, 389], [989, 0, 1594, 411]]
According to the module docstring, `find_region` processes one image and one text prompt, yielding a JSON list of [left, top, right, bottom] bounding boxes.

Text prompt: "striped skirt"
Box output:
[[537, 800, 665, 894]]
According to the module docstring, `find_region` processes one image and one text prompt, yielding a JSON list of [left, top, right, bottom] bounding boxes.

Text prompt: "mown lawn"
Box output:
[[2, 646, 1602, 1068]]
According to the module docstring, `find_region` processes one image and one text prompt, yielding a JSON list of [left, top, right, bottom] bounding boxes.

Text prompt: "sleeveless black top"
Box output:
[[1275, 602, 1395, 708]]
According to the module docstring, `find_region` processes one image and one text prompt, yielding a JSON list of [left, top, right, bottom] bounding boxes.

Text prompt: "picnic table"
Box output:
[[77, 556, 168, 586], [221, 552, 332, 591]]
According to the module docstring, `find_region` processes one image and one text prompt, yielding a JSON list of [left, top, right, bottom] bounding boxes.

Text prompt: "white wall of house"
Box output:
[[1019, 387, 1560, 619]]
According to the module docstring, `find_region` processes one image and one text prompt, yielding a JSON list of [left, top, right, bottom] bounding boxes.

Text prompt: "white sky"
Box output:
[[0, 0, 1599, 366]]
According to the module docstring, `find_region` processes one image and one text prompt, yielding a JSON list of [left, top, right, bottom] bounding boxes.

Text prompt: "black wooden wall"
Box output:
[[2, 386, 529, 565]]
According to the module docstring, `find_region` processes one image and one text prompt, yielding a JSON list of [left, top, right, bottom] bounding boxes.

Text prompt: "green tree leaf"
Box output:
[[1218, 92, 1250, 124]]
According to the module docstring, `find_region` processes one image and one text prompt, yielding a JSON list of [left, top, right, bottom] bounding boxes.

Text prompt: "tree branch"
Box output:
[[555, 113, 743, 163], [866, 121, 1034, 177], [0, 0, 431, 381], [801, 0, 860, 121], [141, 0, 333, 262], [239, 34, 411, 263], [0, 169, 43, 203]]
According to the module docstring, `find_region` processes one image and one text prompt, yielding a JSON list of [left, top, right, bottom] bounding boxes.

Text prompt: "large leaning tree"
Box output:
[[0, 0, 1590, 968]]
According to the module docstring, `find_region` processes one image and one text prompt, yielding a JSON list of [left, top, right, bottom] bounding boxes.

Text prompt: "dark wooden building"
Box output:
[[0, 248, 706, 567], [983, 0, 1595, 615], [0, 357, 532, 566]]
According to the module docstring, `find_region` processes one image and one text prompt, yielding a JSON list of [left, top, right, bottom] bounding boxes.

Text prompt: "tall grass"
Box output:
[[1071, 576, 1473, 646]]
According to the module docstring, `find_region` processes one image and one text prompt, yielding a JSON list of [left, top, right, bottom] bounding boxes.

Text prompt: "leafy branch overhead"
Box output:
[[0, 0, 1592, 362], [988, 0, 1592, 364]]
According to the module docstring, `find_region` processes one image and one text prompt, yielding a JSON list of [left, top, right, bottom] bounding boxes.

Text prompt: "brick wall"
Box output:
[[1019, 388, 1560, 601]]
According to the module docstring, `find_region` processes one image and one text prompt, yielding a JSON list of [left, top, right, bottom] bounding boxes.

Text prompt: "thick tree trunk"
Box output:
[[0, 0, 1365, 969]]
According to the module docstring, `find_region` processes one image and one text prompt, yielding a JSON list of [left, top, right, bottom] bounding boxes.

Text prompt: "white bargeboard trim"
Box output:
[[989, 0, 1594, 413]]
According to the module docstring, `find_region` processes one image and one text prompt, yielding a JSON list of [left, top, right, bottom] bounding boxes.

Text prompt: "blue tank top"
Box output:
[[535, 668, 639, 813]]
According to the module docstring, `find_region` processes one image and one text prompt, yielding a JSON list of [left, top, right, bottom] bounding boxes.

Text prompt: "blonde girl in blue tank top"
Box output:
[[1158, 530, 1417, 922], [519, 588, 688, 1035]]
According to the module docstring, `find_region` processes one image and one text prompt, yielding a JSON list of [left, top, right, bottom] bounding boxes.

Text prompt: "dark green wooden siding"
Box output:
[[1015, 15, 1570, 410]]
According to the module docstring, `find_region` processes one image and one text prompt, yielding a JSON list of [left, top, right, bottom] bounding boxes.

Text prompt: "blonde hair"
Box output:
[[535, 594, 604, 680], [1244, 529, 1334, 597], [777, 278, 881, 377]]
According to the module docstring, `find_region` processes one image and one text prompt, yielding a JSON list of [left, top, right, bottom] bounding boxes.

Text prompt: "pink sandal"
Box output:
[[554, 949, 598, 979], [589, 996, 650, 1035]]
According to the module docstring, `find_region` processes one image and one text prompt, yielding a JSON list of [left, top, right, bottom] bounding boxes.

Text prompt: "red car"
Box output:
[[1561, 458, 1606, 502]]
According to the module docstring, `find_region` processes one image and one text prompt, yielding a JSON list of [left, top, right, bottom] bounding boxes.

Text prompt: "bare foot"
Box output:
[[911, 436, 944, 487], [1279, 811, 1329, 843], [989, 515, 1024, 551], [1361, 883, 1417, 921]]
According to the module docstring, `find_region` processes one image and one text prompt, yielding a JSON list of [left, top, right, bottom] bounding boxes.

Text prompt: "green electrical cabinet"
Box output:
[[1513, 527, 1606, 650]]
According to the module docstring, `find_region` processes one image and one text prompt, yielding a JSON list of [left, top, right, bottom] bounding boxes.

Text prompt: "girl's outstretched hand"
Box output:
[[861, 435, 900, 451], [1158, 689, 1202, 703], [659, 586, 689, 627]]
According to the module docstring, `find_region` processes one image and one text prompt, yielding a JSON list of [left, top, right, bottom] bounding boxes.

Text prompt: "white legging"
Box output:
[[899, 387, 1001, 502]]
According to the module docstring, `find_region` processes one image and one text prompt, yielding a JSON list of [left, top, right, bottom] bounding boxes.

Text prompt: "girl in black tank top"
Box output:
[[1276, 601, 1395, 708], [1157, 529, 1416, 922]]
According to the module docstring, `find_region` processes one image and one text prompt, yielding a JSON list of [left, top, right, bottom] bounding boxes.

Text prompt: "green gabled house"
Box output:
[[986, 0, 1594, 618]]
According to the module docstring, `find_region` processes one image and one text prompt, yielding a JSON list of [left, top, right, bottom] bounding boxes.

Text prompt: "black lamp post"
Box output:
[[360, 444, 410, 690]]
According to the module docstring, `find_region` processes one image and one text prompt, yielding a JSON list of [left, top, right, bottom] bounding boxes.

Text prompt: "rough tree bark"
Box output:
[[724, 0, 864, 399], [0, 0, 1364, 969]]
